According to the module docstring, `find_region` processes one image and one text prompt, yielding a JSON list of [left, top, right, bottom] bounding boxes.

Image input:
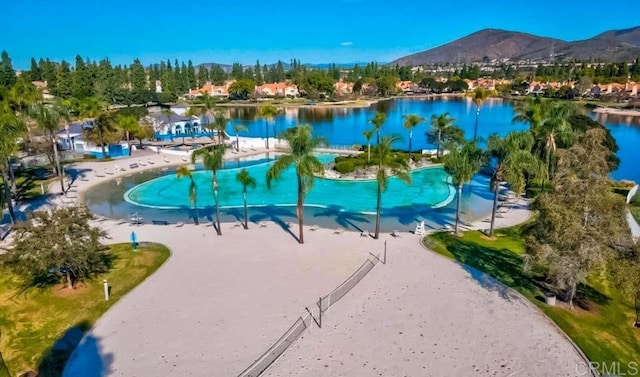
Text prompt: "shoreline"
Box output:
[[592, 106, 640, 117]]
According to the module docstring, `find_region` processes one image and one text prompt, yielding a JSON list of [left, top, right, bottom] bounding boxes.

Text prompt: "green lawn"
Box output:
[[0, 243, 170, 377], [423, 228, 640, 375]]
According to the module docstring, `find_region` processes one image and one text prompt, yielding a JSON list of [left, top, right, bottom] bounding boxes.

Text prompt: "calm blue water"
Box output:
[[124, 155, 455, 213], [223, 98, 640, 183]]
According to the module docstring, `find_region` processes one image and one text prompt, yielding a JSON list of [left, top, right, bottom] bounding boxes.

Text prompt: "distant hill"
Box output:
[[195, 63, 233, 73], [391, 26, 640, 66]]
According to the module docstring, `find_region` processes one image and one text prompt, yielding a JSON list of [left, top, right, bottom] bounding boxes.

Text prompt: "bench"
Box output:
[[152, 220, 169, 225]]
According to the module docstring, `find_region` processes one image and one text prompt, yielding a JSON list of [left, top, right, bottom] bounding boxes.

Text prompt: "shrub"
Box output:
[[335, 161, 356, 174]]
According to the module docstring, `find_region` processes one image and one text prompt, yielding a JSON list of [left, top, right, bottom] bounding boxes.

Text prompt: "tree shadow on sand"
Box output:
[[313, 205, 370, 232], [249, 205, 299, 242], [34, 320, 113, 377]]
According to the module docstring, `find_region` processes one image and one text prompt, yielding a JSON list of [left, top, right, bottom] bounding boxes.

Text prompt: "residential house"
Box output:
[[396, 81, 417, 94], [255, 82, 299, 97], [32, 81, 55, 100], [334, 80, 354, 95], [189, 81, 230, 98], [146, 112, 202, 138]]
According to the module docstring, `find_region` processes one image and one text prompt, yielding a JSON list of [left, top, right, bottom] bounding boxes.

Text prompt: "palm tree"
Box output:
[[429, 112, 457, 158], [161, 108, 174, 142], [363, 129, 374, 163], [372, 135, 412, 239], [28, 103, 65, 193], [191, 145, 225, 235], [198, 92, 217, 127], [443, 140, 484, 235], [0, 100, 26, 223], [117, 115, 139, 156], [176, 165, 199, 225], [212, 111, 229, 145], [79, 97, 109, 157], [485, 132, 541, 236], [266, 125, 326, 244], [466, 87, 494, 141], [257, 105, 280, 149], [369, 111, 386, 144], [402, 114, 425, 160], [233, 124, 248, 151], [236, 168, 256, 229]]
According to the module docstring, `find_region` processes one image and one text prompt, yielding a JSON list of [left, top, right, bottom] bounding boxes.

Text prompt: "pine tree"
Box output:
[[130, 58, 147, 91], [0, 51, 17, 89], [197, 65, 208, 88], [187, 60, 196, 90], [254, 60, 263, 85], [54, 61, 72, 98], [29, 57, 41, 81]]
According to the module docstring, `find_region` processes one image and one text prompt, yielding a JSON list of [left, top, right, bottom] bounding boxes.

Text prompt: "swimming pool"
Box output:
[[124, 155, 455, 214], [83, 153, 495, 231]]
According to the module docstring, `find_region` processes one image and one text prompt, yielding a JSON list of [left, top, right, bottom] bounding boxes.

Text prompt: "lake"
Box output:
[[220, 97, 640, 183]]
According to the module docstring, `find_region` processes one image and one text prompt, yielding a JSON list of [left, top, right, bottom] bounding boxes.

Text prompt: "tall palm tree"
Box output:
[[28, 103, 65, 193], [467, 87, 493, 141], [363, 129, 374, 163], [117, 115, 139, 156], [161, 108, 174, 142], [429, 112, 457, 158], [233, 124, 248, 151], [402, 114, 425, 160], [443, 140, 484, 235], [236, 168, 256, 229], [191, 145, 225, 235], [176, 165, 199, 225], [486, 132, 541, 236], [79, 97, 109, 157], [0, 101, 26, 223], [373, 135, 412, 239], [257, 105, 280, 149], [212, 111, 229, 145], [369, 111, 386, 144], [266, 125, 326, 244]]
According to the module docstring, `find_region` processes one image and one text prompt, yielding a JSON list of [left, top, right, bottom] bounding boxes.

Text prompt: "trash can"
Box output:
[[545, 292, 556, 306]]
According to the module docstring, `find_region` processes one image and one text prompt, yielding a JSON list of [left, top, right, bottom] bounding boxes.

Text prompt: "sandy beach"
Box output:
[[26, 151, 584, 377]]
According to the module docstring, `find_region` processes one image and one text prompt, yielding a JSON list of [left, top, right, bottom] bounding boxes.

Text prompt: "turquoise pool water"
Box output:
[[124, 155, 455, 214]]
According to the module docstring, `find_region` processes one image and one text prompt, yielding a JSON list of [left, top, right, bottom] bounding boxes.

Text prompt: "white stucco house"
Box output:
[[146, 112, 203, 138]]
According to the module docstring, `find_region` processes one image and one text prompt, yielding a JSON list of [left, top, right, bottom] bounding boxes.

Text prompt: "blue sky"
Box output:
[[2, 0, 638, 68]]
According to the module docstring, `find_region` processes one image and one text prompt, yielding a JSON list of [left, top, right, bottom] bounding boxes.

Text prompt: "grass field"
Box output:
[[0, 243, 170, 377], [424, 228, 640, 375]]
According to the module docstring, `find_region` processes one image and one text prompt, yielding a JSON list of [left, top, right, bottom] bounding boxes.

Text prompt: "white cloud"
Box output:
[[340, 41, 354, 47]]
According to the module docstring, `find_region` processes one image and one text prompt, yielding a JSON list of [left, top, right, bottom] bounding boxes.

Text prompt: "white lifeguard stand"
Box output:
[[415, 221, 426, 236]]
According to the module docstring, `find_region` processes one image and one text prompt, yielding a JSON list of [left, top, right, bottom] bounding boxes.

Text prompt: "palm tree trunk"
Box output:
[[473, 105, 480, 141], [236, 133, 240, 152], [127, 131, 132, 156], [213, 173, 222, 236], [98, 126, 107, 158], [374, 182, 382, 239], [296, 174, 305, 244], [265, 120, 270, 149], [66, 270, 73, 288], [8, 161, 17, 194], [2, 165, 16, 224], [437, 130, 442, 158], [455, 184, 463, 235], [634, 295, 639, 326], [52, 137, 65, 194], [489, 181, 499, 237], [243, 189, 248, 229], [193, 186, 199, 226], [408, 130, 413, 161], [367, 143, 371, 163]]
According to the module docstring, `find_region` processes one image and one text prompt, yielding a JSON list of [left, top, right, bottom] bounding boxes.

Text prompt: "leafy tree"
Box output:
[[132, 122, 154, 148], [428, 112, 457, 158], [130, 59, 147, 92], [567, 114, 619, 171], [84, 111, 120, 157], [609, 244, 640, 327], [233, 124, 248, 152], [0, 51, 16, 90], [372, 135, 412, 238], [443, 140, 484, 234], [524, 129, 629, 308], [191, 145, 226, 235], [376, 76, 398, 96], [485, 132, 541, 236], [228, 79, 255, 100], [401, 114, 425, 160], [266, 125, 326, 244], [2, 206, 109, 288], [257, 105, 280, 149], [176, 166, 199, 225], [236, 168, 256, 229], [209, 64, 227, 85], [466, 87, 495, 141]]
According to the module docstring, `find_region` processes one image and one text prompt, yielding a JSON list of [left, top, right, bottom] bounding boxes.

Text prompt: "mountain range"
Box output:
[[391, 26, 640, 66]]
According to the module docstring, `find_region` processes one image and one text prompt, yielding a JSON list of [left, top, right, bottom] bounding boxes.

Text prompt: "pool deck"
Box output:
[[22, 150, 585, 377]]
